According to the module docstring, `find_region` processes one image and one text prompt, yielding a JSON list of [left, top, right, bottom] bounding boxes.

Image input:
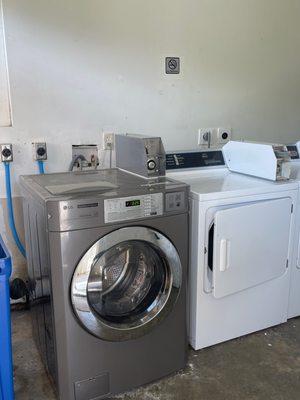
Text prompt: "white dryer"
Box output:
[[167, 150, 298, 350], [286, 143, 300, 318]]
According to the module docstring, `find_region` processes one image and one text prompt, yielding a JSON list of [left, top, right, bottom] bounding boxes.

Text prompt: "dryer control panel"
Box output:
[[166, 150, 225, 170], [104, 193, 164, 223]]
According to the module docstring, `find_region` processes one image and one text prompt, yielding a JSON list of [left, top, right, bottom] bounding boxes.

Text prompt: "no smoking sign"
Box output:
[[165, 57, 180, 74]]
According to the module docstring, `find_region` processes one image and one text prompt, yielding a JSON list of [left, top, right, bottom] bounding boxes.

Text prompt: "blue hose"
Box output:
[[4, 163, 26, 259], [37, 160, 45, 174], [0, 235, 14, 400]]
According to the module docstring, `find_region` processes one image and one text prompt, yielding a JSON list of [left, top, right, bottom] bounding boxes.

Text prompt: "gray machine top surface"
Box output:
[[20, 169, 189, 232], [20, 168, 185, 200]]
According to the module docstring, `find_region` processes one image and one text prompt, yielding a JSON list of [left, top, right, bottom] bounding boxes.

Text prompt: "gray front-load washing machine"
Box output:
[[20, 168, 189, 400]]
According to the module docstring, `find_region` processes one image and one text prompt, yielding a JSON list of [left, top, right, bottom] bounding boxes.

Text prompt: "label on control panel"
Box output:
[[104, 193, 163, 223]]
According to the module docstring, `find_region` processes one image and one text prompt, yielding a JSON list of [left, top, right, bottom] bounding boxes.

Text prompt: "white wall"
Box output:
[[1, 0, 300, 274], [0, 0, 11, 127]]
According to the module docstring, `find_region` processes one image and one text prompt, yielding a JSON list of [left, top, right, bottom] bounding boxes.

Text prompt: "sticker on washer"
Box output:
[[104, 193, 163, 223]]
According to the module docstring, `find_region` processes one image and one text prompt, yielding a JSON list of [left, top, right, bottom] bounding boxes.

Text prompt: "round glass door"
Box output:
[[71, 227, 182, 341]]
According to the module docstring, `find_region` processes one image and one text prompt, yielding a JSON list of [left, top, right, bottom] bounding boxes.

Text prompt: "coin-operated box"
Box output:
[[115, 134, 166, 178], [223, 141, 291, 181]]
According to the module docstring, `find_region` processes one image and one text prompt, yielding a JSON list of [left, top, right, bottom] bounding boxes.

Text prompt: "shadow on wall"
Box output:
[[0, 197, 27, 279]]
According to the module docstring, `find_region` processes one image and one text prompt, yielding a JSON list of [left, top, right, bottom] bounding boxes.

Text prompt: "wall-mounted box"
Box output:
[[72, 145, 99, 170]]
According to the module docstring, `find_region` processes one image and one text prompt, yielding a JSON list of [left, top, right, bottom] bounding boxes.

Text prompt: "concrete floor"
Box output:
[[12, 311, 300, 400]]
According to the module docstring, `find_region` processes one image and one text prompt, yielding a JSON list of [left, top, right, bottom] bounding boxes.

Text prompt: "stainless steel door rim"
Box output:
[[71, 226, 182, 341]]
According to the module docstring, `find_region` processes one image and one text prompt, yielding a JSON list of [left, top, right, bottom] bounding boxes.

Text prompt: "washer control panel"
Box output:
[[165, 191, 186, 212], [104, 193, 163, 223]]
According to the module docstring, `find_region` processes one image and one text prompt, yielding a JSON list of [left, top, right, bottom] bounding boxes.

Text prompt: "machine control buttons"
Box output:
[[166, 151, 225, 170], [147, 159, 157, 171], [104, 193, 163, 223], [165, 192, 185, 212]]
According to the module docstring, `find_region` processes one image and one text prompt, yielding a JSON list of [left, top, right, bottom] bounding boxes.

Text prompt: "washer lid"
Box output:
[[20, 168, 189, 202], [45, 181, 118, 195]]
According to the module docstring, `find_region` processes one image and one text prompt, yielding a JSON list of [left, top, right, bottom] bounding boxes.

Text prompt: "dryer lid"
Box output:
[[167, 168, 298, 201]]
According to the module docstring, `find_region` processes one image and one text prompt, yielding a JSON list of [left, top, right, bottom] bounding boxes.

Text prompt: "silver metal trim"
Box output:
[[71, 227, 182, 341]]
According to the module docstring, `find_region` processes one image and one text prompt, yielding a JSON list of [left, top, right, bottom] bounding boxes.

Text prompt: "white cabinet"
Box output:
[[190, 190, 297, 350]]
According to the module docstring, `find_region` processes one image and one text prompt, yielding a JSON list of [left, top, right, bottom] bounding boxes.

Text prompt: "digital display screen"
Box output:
[[126, 200, 141, 207]]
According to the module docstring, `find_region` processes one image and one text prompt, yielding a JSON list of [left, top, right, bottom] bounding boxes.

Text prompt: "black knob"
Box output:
[[222, 132, 228, 140], [147, 160, 156, 170], [37, 147, 46, 157], [2, 148, 12, 158]]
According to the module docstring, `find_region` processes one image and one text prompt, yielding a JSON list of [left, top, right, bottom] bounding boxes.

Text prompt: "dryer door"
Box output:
[[212, 198, 292, 299], [71, 226, 182, 341]]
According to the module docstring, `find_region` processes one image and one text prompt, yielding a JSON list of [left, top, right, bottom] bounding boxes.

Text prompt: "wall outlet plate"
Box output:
[[33, 142, 47, 161], [198, 128, 215, 147], [103, 132, 115, 150], [217, 128, 232, 144], [0, 143, 13, 162]]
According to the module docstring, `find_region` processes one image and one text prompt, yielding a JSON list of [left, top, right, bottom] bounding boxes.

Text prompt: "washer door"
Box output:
[[71, 226, 182, 341]]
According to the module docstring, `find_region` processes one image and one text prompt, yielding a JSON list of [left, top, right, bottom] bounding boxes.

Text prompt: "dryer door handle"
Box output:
[[219, 239, 230, 272]]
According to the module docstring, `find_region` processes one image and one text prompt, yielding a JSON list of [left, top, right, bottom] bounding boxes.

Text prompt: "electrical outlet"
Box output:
[[0, 144, 13, 162], [103, 133, 115, 150], [198, 128, 214, 147], [217, 128, 232, 145], [33, 142, 47, 161]]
